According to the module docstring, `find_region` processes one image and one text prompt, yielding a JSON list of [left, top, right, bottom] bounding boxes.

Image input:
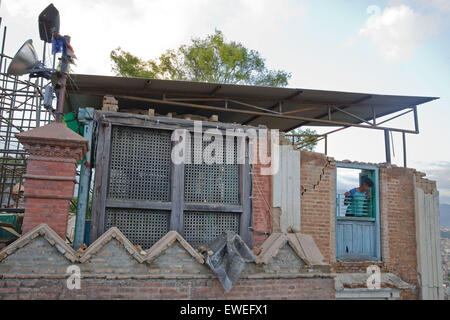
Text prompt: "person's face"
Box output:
[[361, 183, 371, 193]]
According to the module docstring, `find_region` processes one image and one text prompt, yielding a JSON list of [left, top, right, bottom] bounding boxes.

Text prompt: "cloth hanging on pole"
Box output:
[[51, 36, 63, 55]]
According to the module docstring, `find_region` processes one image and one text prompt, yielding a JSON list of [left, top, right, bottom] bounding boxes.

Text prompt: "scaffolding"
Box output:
[[0, 22, 53, 211]]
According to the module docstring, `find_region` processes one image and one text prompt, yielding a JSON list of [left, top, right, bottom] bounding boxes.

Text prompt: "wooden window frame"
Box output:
[[90, 112, 253, 247], [335, 162, 381, 261]]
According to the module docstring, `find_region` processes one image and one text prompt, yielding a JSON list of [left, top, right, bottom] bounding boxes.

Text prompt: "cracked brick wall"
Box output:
[[299, 151, 336, 263]]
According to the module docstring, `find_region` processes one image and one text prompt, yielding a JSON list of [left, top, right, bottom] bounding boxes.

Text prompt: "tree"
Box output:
[[111, 30, 318, 149], [111, 30, 291, 87], [288, 128, 319, 152]]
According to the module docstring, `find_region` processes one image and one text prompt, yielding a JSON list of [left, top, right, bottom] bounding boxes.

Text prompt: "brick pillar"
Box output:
[[17, 122, 88, 238]]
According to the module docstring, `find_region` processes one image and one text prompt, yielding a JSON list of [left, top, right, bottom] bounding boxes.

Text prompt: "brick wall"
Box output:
[[296, 153, 435, 300], [252, 148, 337, 262], [299, 151, 336, 263], [22, 160, 76, 237], [0, 226, 335, 300], [379, 166, 418, 297], [0, 278, 335, 300], [16, 122, 88, 239]]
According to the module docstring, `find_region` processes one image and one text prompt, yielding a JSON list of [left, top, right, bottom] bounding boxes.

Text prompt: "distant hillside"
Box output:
[[441, 204, 450, 228]]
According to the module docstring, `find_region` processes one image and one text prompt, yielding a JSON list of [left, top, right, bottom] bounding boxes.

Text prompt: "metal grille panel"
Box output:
[[108, 126, 172, 201], [184, 212, 240, 247], [184, 136, 239, 204], [105, 208, 170, 249]]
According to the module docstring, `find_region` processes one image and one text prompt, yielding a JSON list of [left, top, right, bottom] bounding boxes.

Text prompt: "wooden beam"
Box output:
[[209, 85, 222, 96], [331, 106, 375, 126], [283, 106, 317, 115], [90, 120, 112, 243]]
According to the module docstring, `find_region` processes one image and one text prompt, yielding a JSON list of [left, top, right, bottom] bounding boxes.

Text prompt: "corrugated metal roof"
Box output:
[[66, 74, 438, 131]]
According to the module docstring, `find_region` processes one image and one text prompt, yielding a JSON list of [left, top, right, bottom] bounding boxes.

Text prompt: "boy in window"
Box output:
[[344, 178, 374, 217]]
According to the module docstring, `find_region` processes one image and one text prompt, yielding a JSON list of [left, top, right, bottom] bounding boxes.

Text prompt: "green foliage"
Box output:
[[70, 197, 93, 220], [110, 30, 291, 87], [288, 128, 319, 152], [110, 49, 157, 78]]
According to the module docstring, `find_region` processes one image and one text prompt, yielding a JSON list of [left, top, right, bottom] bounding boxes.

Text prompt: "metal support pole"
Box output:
[[55, 73, 67, 122], [384, 129, 391, 164], [324, 135, 328, 155], [402, 132, 407, 168], [73, 108, 94, 249], [413, 106, 419, 133], [37, 42, 47, 128], [372, 106, 376, 125]]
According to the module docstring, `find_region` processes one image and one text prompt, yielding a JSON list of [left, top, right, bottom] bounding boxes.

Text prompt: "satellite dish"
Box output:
[[7, 40, 54, 79], [38, 4, 60, 43], [7, 40, 40, 76]]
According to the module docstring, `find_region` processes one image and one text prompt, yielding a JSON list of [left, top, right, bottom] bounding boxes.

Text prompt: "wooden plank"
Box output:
[[433, 191, 445, 299], [273, 145, 301, 232], [98, 123, 112, 238], [106, 200, 172, 211], [184, 204, 243, 213], [343, 223, 353, 254], [0, 226, 20, 238], [354, 223, 362, 254], [90, 121, 112, 243], [90, 122, 105, 244], [336, 223, 343, 257], [416, 188, 427, 299], [240, 144, 252, 248], [95, 110, 256, 131], [427, 194, 437, 299], [416, 188, 430, 299]]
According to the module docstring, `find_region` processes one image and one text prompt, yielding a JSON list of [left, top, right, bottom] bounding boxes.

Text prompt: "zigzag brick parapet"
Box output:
[[0, 224, 336, 300]]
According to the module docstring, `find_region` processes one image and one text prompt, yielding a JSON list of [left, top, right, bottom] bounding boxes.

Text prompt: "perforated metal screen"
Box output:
[[108, 126, 172, 201], [184, 136, 240, 204], [184, 212, 240, 247], [105, 208, 170, 249]]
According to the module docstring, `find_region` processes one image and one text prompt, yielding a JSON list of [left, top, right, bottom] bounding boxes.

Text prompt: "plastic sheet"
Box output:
[[205, 231, 256, 292]]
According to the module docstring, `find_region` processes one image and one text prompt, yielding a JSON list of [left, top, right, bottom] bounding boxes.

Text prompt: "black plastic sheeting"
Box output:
[[205, 231, 256, 292]]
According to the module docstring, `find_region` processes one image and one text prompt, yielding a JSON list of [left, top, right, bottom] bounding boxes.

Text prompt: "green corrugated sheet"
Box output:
[[0, 214, 21, 241], [63, 112, 81, 135]]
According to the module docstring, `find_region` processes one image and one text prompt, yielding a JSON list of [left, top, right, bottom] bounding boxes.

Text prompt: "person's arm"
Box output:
[[344, 191, 352, 205]]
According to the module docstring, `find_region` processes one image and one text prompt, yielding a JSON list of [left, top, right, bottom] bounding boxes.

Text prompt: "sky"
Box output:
[[1, 0, 449, 203]]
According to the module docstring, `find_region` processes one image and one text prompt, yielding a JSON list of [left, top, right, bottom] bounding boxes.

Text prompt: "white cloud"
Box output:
[[358, 4, 438, 61], [390, 0, 450, 14]]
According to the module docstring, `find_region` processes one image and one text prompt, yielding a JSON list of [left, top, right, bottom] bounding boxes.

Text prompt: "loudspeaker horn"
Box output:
[[7, 40, 40, 76]]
